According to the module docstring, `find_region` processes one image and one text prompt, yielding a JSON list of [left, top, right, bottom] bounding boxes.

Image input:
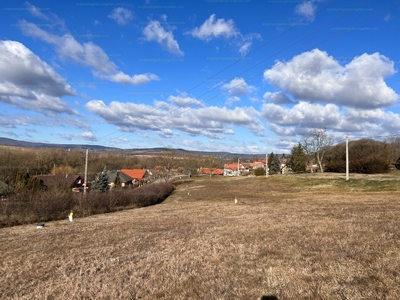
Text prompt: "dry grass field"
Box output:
[[1, 173, 400, 299]]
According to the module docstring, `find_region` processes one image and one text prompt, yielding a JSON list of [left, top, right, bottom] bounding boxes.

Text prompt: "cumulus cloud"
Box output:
[[262, 101, 341, 128], [19, 20, 159, 85], [295, 1, 317, 21], [168, 94, 203, 107], [261, 100, 400, 139], [102, 72, 160, 86], [108, 7, 133, 25], [81, 131, 97, 141], [142, 20, 184, 56], [263, 92, 293, 104], [0, 40, 76, 114], [264, 49, 398, 109], [188, 14, 238, 41], [226, 96, 241, 106], [85, 100, 266, 139], [222, 77, 256, 96], [188, 14, 260, 55]]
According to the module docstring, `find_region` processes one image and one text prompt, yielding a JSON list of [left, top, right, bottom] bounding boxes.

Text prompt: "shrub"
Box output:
[[254, 168, 266, 176], [325, 139, 390, 174], [0, 182, 175, 228], [395, 157, 400, 170]]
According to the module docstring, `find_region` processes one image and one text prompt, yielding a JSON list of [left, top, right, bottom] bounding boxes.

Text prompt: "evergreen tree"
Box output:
[[268, 152, 280, 174], [289, 143, 306, 173], [91, 169, 110, 192]]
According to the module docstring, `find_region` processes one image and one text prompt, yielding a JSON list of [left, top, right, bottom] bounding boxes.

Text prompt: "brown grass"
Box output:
[[1, 173, 400, 299]]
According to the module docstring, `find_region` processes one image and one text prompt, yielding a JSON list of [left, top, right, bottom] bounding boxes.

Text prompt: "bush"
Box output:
[[0, 182, 175, 228], [254, 168, 266, 176], [395, 157, 400, 170], [325, 139, 390, 174]]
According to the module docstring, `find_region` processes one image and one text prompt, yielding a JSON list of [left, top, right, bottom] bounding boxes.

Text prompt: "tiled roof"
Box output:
[[224, 163, 240, 171], [121, 169, 148, 180], [199, 168, 223, 175]]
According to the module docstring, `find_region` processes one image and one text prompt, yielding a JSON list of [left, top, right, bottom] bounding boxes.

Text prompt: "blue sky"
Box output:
[[0, 0, 399, 154]]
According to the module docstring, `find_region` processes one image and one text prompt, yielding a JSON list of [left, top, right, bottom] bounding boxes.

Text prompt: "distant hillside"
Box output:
[[0, 137, 115, 151], [0, 137, 262, 160]]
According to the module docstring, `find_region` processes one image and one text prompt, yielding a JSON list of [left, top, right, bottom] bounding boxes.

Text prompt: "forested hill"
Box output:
[[0, 137, 259, 160]]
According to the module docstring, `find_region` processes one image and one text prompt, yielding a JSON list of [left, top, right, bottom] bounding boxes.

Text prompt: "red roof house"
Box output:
[[198, 168, 223, 176], [120, 169, 150, 186]]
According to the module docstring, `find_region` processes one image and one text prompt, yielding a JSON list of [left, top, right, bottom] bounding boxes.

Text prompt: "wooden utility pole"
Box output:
[[84, 149, 88, 194], [346, 136, 349, 181]]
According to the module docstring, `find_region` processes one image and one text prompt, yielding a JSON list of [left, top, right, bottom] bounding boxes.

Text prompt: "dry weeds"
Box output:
[[1, 173, 400, 299]]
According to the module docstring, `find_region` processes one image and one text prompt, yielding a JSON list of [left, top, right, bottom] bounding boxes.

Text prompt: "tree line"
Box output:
[[288, 129, 400, 174], [0, 146, 226, 192]]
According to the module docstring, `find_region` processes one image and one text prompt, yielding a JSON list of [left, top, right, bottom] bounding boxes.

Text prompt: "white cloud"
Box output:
[[81, 131, 97, 141], [295, 1, 317, 21], [188, 14, 238, 41], [0, 40, 75, 97], [108, 7, 133, 26], [261, 100, 400, 139], [25, 2, 66, 29], [0, 40, 76, 115], [262, 101, 341, 128], [102, 72, 160, 85], [188, 14, 260, 56], [226, 96, 241, 106], [19, 20, 159, 86], [238, 33, 262, 56], [264, 49, 398, 109], [143, 20, 184, 56], [26, 2, 49, 20], [222, 77, 256, 96], [263, 92, 293, 104], [168, 94, 203, 107], [85, 100, 266, 139]]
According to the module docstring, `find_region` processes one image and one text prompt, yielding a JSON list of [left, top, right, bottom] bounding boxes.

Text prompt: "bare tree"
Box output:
[[302, 128, 332, 173], [385, 135, 400, 164]]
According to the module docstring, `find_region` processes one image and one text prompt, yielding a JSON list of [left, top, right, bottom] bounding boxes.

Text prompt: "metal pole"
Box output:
[[237, 158, 240, 176], [266, 153, 269, 178], [84, 149, 88, 194], [346, 136, 349, 181]]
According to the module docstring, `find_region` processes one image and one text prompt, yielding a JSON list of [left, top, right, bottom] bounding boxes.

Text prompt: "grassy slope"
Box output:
[[1, 173, 400, 299]]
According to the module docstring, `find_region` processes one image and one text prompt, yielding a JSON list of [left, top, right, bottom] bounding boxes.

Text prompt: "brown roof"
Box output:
[[35, 174, 83, 189]]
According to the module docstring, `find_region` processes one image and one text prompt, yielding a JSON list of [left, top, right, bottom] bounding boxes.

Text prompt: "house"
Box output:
[[198, 168, 223, 176], [35, 174, 84, 192], [106, 170, 133, 188], [223, 163, 244, 176], [251, 161, 266, 170], [120, 169, 151, 186]]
